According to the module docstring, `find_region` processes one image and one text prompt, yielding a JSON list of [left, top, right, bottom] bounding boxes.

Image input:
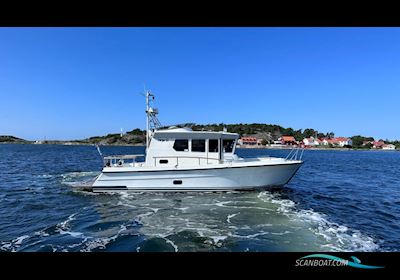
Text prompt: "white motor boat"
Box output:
[[88, 91, 303, 192]]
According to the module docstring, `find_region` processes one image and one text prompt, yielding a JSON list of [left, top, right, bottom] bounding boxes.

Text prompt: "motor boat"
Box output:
[[87, 91, 303, 192]]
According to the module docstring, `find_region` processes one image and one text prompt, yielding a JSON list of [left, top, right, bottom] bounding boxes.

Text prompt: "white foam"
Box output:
[[35, 174, 53, 178], [209, 235, 228, 246], [0, 235, 30, 252], [56, 213, 77, 232], [61, 171, 98, 179], [257, 191, 380, 252], [215, 201, 234, 207], [175, 207, 189, 212], [164, 238, 179, 252], [14, 235, 29, 245], [59, 230, 84, 238], [230, 231, 270, 239], [34, 230, 50, 237], [80, 238, 110, 251], [227, 213, 240, 223]]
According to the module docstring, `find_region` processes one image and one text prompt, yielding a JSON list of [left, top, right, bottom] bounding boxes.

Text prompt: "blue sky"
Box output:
[[1, 27, 400, 140]]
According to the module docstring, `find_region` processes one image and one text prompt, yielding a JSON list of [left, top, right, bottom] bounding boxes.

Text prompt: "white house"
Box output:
[[317, 139, 329, 146], [382, 144, 396, 150], [328, 137, 352, 147], [302, 137, 319, 146]]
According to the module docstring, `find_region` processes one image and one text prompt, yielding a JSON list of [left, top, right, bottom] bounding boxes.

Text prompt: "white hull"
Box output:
[[91, 160, 302, 192]]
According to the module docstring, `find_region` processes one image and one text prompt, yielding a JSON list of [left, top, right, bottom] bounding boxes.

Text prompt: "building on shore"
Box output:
[[238, 137, 258, 145], [302, 136, 352, 147], [279, 136, 297, 146], [382, 144, 396, 150], [327, 137, 353, 147], [302, 137, 320, 146], [372, 141, 385, 149]]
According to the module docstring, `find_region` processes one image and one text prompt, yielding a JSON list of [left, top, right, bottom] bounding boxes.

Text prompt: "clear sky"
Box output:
[[1, 27, 399, 140]]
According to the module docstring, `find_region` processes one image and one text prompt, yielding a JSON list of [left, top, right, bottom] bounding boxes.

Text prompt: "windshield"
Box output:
[[223, 139, 235, 153]]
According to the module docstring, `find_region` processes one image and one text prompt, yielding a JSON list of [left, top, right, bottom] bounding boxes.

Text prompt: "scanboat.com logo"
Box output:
[[295, 254, 384, 269]]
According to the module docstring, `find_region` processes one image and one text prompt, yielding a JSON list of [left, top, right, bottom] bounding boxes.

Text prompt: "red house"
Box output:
[[280, 136, 296, 145], [241, 137, 258, 145]]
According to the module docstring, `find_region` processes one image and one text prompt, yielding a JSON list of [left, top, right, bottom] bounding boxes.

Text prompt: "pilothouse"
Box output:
[[88, 91, 303, 192]]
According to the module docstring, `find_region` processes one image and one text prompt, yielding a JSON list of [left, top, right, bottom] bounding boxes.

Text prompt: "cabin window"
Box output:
[[223, 139, 235, 153], [192, 139, 205, 152], [209, 139, 218, 153], [159, 159, 168, 164], [173, 139, 189, 151]]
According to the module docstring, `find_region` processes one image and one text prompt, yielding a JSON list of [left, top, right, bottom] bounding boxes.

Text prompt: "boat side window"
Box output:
[[209, 139, 218, 153], [173, 139, 189, 151], [192, 139, 205, 152], [223, 139, 235, 153]]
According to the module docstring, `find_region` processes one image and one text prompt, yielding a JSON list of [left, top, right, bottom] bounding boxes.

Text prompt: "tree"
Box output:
[[326, 132, 335, 139], [261, 139, 268, 146], [364, 142, 373, 149], [351, 135, 374, 149], [128, 128, 145, 135], [303, 128, 316, 138]]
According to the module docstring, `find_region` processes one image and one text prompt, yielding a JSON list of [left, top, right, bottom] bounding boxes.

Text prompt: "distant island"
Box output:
[[1, 123, 399, 150]]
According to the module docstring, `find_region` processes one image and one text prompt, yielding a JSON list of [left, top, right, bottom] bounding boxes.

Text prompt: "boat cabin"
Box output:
[[145, 127, 239, 167]]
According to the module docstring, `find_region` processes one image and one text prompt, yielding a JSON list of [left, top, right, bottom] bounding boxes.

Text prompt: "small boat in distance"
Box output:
[[87, 91, 303, 192]]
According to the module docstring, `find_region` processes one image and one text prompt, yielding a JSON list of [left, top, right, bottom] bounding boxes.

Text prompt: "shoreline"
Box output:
[[0, 142, 144, 147], [237, 145, 398, 151], [1, 142, 398, 151]]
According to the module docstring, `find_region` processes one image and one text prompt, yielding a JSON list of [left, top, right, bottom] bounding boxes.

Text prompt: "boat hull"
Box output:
[[91, 162, 302, 192]]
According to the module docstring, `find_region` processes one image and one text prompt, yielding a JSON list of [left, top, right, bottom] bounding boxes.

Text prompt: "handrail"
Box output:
[[104, 154, 145, 160], [153, 155, 219, 160], [285, 147, 304, 161]]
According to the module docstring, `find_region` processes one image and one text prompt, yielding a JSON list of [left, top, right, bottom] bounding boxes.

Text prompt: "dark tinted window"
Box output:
[[209, 139, 218, 152], [173, 139, 189, 151], [159, 159, 168, 164], [223, 139, 235, 153], [192, 139, 205, 152]]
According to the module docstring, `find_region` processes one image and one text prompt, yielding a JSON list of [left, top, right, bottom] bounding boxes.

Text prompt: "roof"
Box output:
[[373, 141, 385, 147], [281, 136, 296, 142], [158, 127, 193, 132], [241, 137, 258, 141], [154, 127, 239, 139], [334, 137, 350, 141], [327, 137, 351, 143]]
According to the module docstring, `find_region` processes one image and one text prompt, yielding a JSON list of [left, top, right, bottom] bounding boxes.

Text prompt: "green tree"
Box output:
[[128, 128, 145, 135], [326, 132, 335, 139], [303, 128, 316, 138], [351, 135, 374, 148]]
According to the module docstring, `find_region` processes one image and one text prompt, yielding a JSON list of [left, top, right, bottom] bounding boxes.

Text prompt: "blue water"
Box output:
[[0, 144, 399, 252]]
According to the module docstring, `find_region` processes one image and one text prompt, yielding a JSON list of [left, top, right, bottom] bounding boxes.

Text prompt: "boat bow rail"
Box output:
[[285, 147, 305, 161], [103, 154, 145, 167]]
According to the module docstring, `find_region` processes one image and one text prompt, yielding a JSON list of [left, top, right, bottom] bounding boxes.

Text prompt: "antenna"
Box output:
[[145, 89, 161, 150], [95, 144, 103, 157]]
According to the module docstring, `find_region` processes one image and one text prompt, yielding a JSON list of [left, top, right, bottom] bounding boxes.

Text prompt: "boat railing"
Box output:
[[153, 155, 221, 167], [285, 147, 304, 161], [103, 154, 145, 167]]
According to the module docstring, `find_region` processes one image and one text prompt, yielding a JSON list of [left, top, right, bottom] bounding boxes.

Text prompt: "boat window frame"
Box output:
[[223, 139, 235, 153], [173, 139, 189, 152], [191, 139, 206, 153], [208, 139, 219, 153]]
